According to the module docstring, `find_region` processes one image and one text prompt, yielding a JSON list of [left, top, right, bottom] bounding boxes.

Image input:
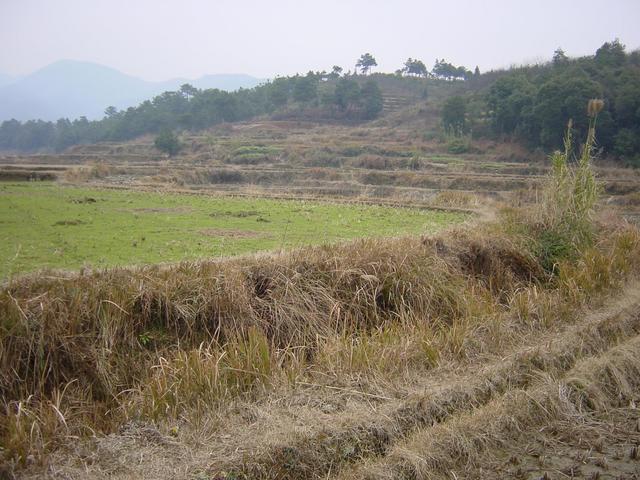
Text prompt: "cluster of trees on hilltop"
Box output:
[[430, 59, 475, 80], [395, 58, 476, 80], [0, 50, 477, 154], [484, 40, 640, 163], [0, 71, 383, 153], [352, 53, 475, 80]]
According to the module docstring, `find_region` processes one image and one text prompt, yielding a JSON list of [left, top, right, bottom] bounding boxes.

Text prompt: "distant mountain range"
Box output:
[[0, 60, 265, 122], [0, 72, 16, 88]]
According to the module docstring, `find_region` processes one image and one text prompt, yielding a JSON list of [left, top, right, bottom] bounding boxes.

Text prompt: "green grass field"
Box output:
[[0, 183, 468, 277]]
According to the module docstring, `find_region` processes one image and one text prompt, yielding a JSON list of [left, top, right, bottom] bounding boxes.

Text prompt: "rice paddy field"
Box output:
[[0, 182, 468, 278]]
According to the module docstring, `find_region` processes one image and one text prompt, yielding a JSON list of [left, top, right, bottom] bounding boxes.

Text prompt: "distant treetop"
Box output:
[[552, 48, 569, 66], [356, 53, 377, 75], [402, 58, 428, 77], [432, 59, 470, 81], [154, 130, 182, 157]]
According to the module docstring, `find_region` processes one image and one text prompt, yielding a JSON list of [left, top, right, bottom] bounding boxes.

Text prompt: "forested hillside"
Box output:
[[483, 40, 640, 164], [1, 42, 640, 165], [0, 74, 384, 152]]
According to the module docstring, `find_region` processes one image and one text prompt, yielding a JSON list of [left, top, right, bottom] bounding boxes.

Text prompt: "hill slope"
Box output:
[[0, 72, 16, 88]]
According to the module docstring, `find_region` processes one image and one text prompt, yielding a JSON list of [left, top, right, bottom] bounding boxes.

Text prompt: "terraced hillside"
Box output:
[[2, 121, 639, 208]]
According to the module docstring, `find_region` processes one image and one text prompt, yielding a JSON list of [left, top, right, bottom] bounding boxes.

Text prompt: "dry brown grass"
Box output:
[[61, 161, 122, 182], [429, 190, 482, 208], [344, 333, 640, 480], [2, 216, 639, 475]]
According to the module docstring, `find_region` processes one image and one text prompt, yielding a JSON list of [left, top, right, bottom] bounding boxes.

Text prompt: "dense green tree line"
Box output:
[[0, 86, 269, 152], [485, 40, 640, 163], [0, 73, 383, 153]]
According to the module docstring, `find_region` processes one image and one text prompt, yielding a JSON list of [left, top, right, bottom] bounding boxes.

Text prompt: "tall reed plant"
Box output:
[[534, 100, 604, 271]]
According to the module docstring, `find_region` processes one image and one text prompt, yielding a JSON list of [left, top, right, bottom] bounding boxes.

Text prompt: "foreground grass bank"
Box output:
[[0, 183, 467, 278], [2, 212, 639, 475]]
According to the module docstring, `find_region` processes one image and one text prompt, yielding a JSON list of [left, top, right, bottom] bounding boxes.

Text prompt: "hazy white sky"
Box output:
[[1, 0, 640, 80]]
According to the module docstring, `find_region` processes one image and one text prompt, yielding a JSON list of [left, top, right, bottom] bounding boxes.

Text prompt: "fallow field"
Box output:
[[0, 182, 466, 278]]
